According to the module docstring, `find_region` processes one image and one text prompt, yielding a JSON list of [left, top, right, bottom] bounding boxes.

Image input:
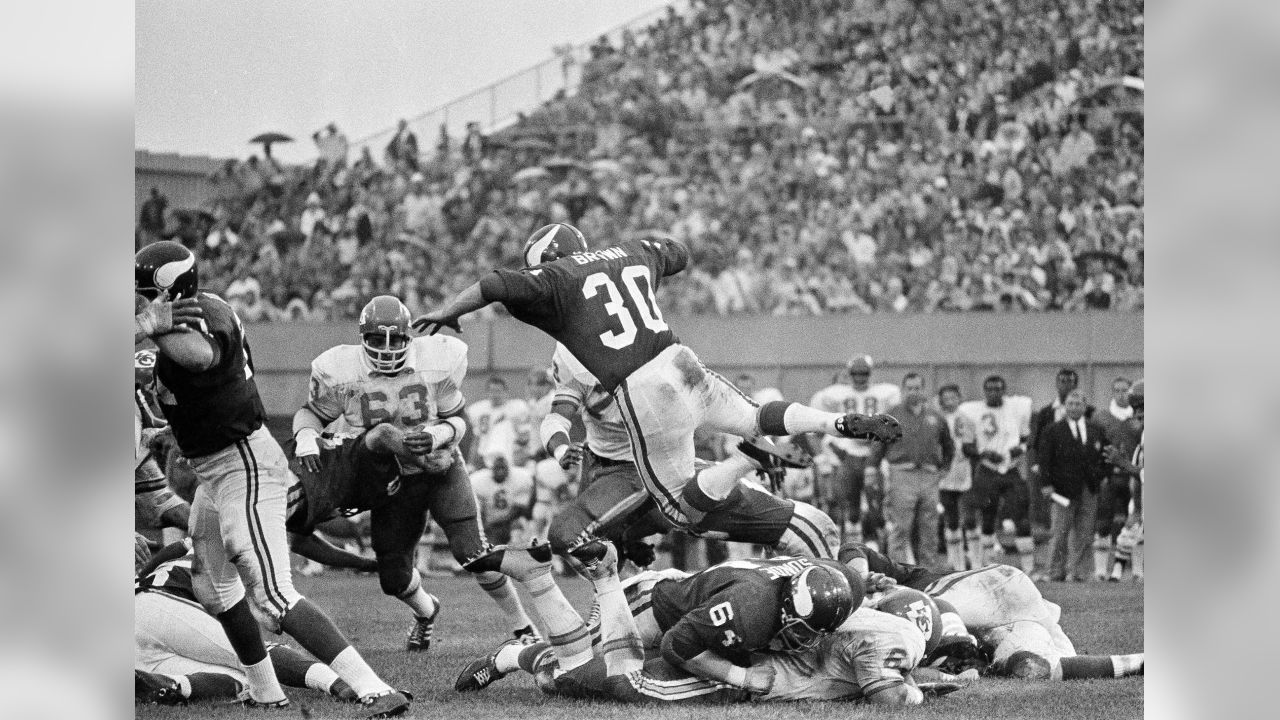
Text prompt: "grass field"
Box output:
[[136, 566, 1144, 720]]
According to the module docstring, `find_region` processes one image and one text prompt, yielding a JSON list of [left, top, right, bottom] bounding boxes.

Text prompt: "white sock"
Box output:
[[400, 582, 438, 619], [594, 572, 643, 676], [174, 675, 193, 699], [695, 458, 755, 502], [494, 641, 527, 674], [782, 404, 841, 434], [304, 663, 340, 694], [522, 571, 593, 671], [1013, 536, 1035, 573], [329, 646, 392, 699], [243, 656, 287, 703], [1111, 653, 1144, 677], [476, 571, 534, 634]]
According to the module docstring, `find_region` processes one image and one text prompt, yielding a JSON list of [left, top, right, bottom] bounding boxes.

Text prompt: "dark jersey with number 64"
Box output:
[[652, 556, 843, 666], [155, 292, 266, 457], [479, 237, 690, 392]]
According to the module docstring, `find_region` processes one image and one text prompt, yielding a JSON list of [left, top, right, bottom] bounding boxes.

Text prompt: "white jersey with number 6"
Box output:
[[471, 466, 535, 528]]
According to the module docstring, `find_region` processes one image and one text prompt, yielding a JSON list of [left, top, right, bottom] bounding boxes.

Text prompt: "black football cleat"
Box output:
[[405, 594, 441, 652], [358, 689, 411, 718], [135, 670, 187, 706], [455, 639, 519, 692]]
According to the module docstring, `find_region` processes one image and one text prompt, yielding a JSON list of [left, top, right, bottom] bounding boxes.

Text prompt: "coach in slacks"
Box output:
[[873, 374, 954, 567], [1038, 390, 1109, 581]]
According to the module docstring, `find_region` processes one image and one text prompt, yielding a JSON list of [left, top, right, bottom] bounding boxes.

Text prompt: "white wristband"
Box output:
[[294, 427, 321, 456], [553, 444, 569, 462], [727, 665, 747, 688]]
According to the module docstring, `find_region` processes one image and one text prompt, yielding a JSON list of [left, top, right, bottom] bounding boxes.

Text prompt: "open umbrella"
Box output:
[[512, 166, 550, 183], [511, 136, 554, 153], [249, 132, 293, 158], [590, 158, 622, 174]]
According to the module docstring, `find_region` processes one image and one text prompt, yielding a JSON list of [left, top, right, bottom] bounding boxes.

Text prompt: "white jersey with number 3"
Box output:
[[957, 396, 1032, 474], [306, 335, 468, 437], [760, 607, 924, 701]]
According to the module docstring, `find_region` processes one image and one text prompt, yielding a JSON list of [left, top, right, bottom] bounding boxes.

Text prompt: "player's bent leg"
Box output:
[[778, 500, 840, 559], [613, 367, 700, 525]]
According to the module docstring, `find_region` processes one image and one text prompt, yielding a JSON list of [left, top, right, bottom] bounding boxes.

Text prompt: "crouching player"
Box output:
[[840, 542, 1144, 681]]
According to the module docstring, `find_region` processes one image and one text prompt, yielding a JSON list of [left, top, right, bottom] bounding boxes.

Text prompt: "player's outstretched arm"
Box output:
[[412, 282, 489, 335], [290, 532, 377, 572]]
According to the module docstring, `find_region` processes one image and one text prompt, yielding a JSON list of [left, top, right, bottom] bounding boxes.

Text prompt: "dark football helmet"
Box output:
[[874, 587, 944, 657], [776, 563, 861, 652], [522, 223, 588, 267], [359, 295, 413, 373], [135, 241, 199, 300], [1128, 379, 1144, 416]]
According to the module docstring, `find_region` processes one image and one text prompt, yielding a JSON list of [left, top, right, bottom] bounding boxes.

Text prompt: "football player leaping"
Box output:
[[291, 295, 538, 650], [413, 224, 903, 571]]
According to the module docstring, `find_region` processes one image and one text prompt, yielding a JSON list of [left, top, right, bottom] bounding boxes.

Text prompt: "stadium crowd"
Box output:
[[137, 0, 1143, 321]]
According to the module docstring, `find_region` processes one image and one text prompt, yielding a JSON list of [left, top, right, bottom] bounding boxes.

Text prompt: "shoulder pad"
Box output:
[[312, 345, 367, 385]]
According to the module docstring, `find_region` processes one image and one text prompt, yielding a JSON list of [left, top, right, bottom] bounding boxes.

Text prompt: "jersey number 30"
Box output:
[[582, 266, 668, 350]]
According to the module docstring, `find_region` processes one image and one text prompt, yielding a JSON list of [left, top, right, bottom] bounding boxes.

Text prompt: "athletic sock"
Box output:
[[267, 643, 325, 689], [517, 642, 555, 674], [779, 403, 841, 435], [1111, 653, 1144, 677], [304, 664, 341, 694], [1059, 655, 1123, 679], [476, 571, 534, 634], [329, 646, 393, 699], [398, 570, 438, 619], [690, 457, 755, 502], [1013, 536, 1035, 573], [216, 599, 269, 665], [521, 570, 593, 671], [280, 597, 352, 665], [242, 656, 287, 703], [496, 640, 533, 674], [184, 672, 242, 700], [1093, 537, 1112, 579], [593, 571, 643, 676]]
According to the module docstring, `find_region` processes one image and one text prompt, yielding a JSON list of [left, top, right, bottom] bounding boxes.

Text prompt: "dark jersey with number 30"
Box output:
[[155, 292, 266, 457], [479, 237, 689, 392], [652, 557, 844, 666]]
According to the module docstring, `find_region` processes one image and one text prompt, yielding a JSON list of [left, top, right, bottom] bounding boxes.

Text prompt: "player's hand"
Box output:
[[168, 297, 204, 330], [137, 293, 202, 337], [742, 665, 776, 694], [403, 429, 437, 455], [864, 571, 897, 593], [134, 533, 152, 572], [419, 447, 456, 474], [555, 443, 584, 469], [410, 312, 461, 336], [294, 428, 322, 473]]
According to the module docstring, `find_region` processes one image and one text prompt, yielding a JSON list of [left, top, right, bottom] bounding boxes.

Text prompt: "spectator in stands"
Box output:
[[313, 122, 349, 168], [386, 118, 419, 171], [299, 192, 328, 239], [138, 187, 167, 246], [461, 122, 486, 164]]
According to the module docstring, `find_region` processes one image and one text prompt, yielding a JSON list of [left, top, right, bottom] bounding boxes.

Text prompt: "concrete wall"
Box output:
[[249, 312, 1143, 416]]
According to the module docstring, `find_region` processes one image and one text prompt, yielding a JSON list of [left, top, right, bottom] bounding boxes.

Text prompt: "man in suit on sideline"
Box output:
[[1036, 389, 1110, 582]]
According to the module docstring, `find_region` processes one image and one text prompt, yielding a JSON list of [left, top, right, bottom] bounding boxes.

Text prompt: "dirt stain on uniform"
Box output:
[[673, 348, 705, 388]]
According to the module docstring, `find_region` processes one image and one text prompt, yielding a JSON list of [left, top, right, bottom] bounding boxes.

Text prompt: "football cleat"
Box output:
[[464, 540, 553, 580], [406, 595, 442, 652], [237, 695, 290, 710], [330, 678, 358, 702], [835, 412, 903, 444], [455, 638, 521, 692], [580, 540, 619, 583], [358, 689, 411, 719], [513, 624, 543, 645], [135, 670, 187, 706]]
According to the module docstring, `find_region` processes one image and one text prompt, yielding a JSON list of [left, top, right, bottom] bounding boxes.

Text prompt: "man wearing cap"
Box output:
[[869, 373, 954, 567], [809, 355, 901, 546]]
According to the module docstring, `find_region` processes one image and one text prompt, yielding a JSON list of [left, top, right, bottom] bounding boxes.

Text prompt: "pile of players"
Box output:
[[133, 220, 1142, 714]]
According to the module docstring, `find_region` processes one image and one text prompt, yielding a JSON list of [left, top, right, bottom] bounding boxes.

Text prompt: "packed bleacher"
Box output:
[[137, 0, 1143, 322]]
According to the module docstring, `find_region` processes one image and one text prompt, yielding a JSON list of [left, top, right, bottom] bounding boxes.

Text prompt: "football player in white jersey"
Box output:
[[956, 375, 1035, 571], [808, 355, 901, 545], [468, 375, 531, 468], [937, 384, 976, 571], [472, 454, 537, 544], [290, 295, 537, 651]]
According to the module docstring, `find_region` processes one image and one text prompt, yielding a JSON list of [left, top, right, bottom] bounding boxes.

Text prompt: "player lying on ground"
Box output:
[[413, 224, 902, 571], [134, 541, 366, 706], [538, 340, 840, 573], [458, 545, 961, 704], [292, 295, 539, 651], [839, 543, 1144, 680]]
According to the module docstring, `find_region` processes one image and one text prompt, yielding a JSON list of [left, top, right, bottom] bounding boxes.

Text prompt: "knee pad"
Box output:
[[1003, 650, 1052, 680], [377, 554, 415, 597]]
